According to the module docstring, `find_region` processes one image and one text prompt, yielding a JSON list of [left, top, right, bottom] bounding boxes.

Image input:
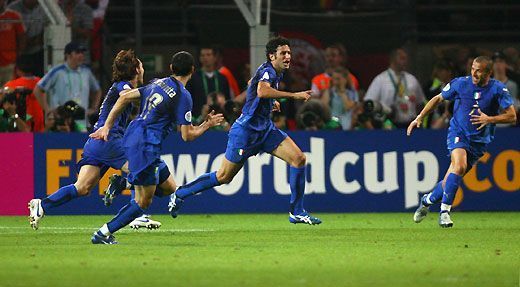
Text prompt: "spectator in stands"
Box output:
[[61, 0, 94, 64], [364, 48, 425, 128], [311, 43, 359, 98], [0, 0, 26, 86], [186, 45, 231, 119], [7, 0, 47, 77], [48, 100, 84, 132], [214, 46, 240, 98], [296, 99, 341, 130], [422, 59, 455, 128], [34, 42, 101, 131], [502, 47, 520, 87], [0, 87, 30, 132], [44, 110, 55, 131], [198, 91, 239, 131], [3, 56, 44, 131], [234, 62, 250, 104], [237, 62, 251, 92], [352, 99, 395, 130], [430, 101, 454, 130], [493, 51, 519, 126], [85, 0, 108, 70], [321, 67, 358, 130]]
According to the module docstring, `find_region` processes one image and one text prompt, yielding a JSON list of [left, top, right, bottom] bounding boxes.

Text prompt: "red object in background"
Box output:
[[221, 48, 249, 80], [0, 133, 34, 215], [91, 18, 103, 62], [286, 119, 297, 130], [348, 53, 389, 91], [4, 76, 44, 132]]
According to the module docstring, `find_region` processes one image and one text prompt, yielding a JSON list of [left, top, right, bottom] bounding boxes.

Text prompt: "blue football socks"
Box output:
[[106, 199, 144, 234], [442, 173, 462, 206], [175, 171, 220, 199], [424, 181, 444, 206], [41, 184, 79, 210], [289, 166, 306, 215]]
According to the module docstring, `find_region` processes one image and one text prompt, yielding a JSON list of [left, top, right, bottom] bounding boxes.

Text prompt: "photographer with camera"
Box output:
[[365, 48, 425, 128], [198, 91, 240, 131], [296, 98, 341, 130], [3, 56, 44, 131], [34, 42, 101, 131], [0, 89, 30, 132], [354, 99, 395, 130], [47, 100, 84, 132]]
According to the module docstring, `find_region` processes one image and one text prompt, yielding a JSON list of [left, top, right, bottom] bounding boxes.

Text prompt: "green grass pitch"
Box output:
[[1, 212, 519, 287]]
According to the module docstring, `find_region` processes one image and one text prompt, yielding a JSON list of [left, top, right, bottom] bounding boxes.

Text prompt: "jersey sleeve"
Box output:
[[498, 86, 514, 109], [175, 91, 193, 126], [441, 78, 460, 101], [116, 81, 132, 92], [258, 65, 277, 86]]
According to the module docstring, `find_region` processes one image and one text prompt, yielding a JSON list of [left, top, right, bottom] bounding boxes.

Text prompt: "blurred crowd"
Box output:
[[184, 44, 520, 132], [0, 0, 519, 133]]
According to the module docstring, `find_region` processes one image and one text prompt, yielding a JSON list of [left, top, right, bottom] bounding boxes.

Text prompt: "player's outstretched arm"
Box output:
[[470, 105, 517, 130], [257, 81, 311, 101], [180, 110, 224, 142], [407, 94, 444, 136], [89, 88, 141, 141]]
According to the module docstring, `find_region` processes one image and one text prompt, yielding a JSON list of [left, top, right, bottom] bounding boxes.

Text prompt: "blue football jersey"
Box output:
[[235, 61, 283, 131], [93, 81, 133, 136], [441, 77, 513, 143], [134, 77, 193, 144]]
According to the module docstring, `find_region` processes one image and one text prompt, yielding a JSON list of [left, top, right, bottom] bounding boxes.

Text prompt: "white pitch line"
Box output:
[[0, 226, 214, 233]]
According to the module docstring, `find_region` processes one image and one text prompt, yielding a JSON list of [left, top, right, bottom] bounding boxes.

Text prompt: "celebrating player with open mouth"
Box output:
[[408, 56, 516, 227], [168, 36, 321, 225]]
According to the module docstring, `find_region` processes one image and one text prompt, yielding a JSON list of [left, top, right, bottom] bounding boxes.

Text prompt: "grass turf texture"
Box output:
[[0, 213, 519, 287]]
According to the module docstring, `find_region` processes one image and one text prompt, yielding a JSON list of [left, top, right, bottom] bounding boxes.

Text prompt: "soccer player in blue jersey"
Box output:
[[408, 56, 516, 227], [89, 51, 223, 244], [168, 37, 322, 225], [28, 49, 146, 230]]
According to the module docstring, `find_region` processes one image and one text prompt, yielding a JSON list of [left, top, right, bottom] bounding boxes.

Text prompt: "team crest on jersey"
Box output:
[[261, 71, 270, 81], [474, 92, 481, 99], [442, 83, 450, 92], [185, 111, 192, 122]]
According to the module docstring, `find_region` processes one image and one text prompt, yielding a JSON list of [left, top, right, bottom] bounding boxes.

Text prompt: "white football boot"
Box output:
[[439, 211, 454, 228], [129, 214, 162, 230], [28, 199, 44, 230]]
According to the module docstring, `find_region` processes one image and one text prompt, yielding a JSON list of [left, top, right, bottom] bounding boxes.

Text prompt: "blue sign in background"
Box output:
[[33, 129, 520, 215]]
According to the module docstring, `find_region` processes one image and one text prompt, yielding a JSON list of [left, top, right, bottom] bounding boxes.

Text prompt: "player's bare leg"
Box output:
[[29, 165, 100, 230], [271, 137, 321, 225]]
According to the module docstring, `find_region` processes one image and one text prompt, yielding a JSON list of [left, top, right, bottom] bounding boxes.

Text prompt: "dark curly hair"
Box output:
[[265, 36, 290, 61], [112, 49, 140, 82]]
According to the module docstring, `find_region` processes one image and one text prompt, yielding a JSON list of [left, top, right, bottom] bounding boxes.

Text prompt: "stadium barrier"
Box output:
[[1, 129, 519, 215]]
